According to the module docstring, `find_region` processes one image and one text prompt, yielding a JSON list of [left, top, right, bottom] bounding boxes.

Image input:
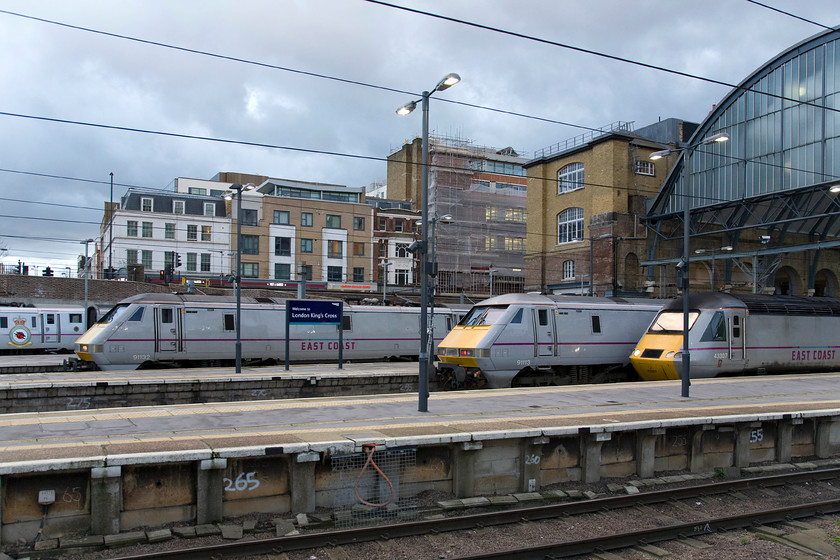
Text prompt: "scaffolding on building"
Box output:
[[425, 134, 529, 297]]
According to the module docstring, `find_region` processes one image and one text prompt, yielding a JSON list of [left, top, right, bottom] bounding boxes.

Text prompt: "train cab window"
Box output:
[[342, 315, 352, 330], [46, 314, 55, 325], [648, 311, 700, 333], [127, 308, 144, 322], [69, 313, 82, 324], [0, 317, 6, 329], [701, 311, 727, 342], [538, 309, 549, 326], [510, 308, 523, 324], [99, 304, 130, 324], [223, 314, 235, 331], [161, 309, 174, 324], [459, 305, 508, 326], [591, 315, 601, 334]]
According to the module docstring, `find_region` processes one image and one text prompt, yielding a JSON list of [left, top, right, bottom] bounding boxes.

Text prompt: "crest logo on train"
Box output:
[[8, 317, 32, 347]]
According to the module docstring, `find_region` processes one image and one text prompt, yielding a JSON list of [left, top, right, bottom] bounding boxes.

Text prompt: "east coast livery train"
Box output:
[[2, 304, 98, 354], [75, 293, 464, 371], [630, 292, 840, 381], [435, 293, 664, 388]]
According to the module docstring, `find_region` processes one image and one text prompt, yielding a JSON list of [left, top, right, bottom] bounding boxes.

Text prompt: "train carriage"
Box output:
[[630, 293, 840, 381], [75, 293, 463, 371], [436, 293, 664, 388], [1, 304, 92, 353]]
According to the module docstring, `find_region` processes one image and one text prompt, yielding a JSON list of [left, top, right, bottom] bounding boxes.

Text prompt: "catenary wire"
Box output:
[[744, 0, 835, 30]]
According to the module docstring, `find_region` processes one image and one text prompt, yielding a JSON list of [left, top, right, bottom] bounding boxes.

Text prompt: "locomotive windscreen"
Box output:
[[647, 310, 699, 334], [458, 305, 508, 326]]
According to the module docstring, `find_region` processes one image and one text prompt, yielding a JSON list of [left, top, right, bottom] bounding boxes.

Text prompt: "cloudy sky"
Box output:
[[2, 0, 839, 274]]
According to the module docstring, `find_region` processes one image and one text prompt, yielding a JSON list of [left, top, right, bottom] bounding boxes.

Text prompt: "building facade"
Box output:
[[523, 120, 691, 296], [387, 135, 529, 296]]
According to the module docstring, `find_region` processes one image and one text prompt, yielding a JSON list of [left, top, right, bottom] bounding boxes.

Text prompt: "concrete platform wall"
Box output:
[[1, 411, 839, 543]]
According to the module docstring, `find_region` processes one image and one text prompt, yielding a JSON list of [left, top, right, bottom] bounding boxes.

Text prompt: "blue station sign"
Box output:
[[287, 300, 342, 324]]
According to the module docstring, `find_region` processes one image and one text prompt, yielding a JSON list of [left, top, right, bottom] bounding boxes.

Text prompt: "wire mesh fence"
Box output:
[[331, 446, 418, 528]]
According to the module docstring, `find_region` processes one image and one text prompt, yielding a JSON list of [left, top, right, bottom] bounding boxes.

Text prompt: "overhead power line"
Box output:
[[744, 0, 835, 30]]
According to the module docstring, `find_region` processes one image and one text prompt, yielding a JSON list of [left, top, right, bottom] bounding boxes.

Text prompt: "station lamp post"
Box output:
[[428, 214, 454, 357], [223, 183, 256, 373], [397, 72, 460, 413], [379, 261, 392, 304], [650, 132, 728, 398], [80, 238, 94, 328]]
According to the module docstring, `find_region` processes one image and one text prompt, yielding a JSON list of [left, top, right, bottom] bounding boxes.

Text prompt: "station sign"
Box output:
[[288, 300, 342, 325]]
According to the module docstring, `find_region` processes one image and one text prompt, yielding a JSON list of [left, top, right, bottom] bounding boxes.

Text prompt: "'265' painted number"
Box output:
[[223, 472, 260, 492]]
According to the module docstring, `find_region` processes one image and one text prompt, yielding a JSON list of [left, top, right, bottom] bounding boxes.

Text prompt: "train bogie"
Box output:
[[436, 294, 663, 388], [75, 294, 462, 371], [631, 293, 840, 381]]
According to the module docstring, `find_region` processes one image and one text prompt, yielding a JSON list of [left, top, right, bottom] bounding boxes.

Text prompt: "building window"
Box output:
[[187, 253, 197, 272], [204, 203, 216, 217], [141, 250, 152, 269], [201, 225, 211, 241], [241, 235, 260, 255], [563, 260, 575, 280], [164, 251, 175, 267], [274, 210, 290, 225], [241, 209, 258, 226], [165, 223, 175, 240], [126, 249, 138, 265], [275, 263, 291, 280], [486, 207, 499, 221], [327, 266, 343, 281], [126, 220, 138, 237], [379, 242, 387, 257], [558, 207, 584, 244], [300, 238, 313, 253], [378, 218, 386, 230], [326, 215, 341, 229], [635, 161, 655, 176], [505, 208, 525, 222], [558, 162, 584, 194], [187, 224, 198, 241], [141, 222, 153, 238], [395, 269, 409, 285], [200, 253, 210, 272], [328, 240, 343, 258], [300, 265, 313, 281], [353, 267, 364, 282], [173, 200, 185, 214], [354, 217, 365, 231], [275, 237, 291, 256], [241, 263, 259, 278], [141, 197, 153, 212], [395, 243, 409, 258], [353, 242, 364, 256], [394, 220, 403, 232], [189, 187, 207, 195], [301, 212, 313, 227]]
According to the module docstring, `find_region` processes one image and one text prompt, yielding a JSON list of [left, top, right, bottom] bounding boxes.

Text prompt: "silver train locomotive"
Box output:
[[435, 293, 664, 388], [630, 292, 840, 381], [75, 293, 463, 371], [2, 304, 97, 353]]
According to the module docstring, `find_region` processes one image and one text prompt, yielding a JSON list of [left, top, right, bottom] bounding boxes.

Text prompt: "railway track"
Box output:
[[102, 468, 840, 560]]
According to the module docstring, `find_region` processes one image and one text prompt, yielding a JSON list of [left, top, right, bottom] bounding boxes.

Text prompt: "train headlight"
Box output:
[[78, 344, 88, 353], [666, 351, 676, 359], [633, 349, 641, 357]]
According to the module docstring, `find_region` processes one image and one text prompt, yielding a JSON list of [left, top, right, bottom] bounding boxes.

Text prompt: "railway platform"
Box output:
[[0, 372, 839, 545]]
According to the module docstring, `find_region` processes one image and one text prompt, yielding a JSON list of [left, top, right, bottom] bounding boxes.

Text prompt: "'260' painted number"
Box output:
[[223, 472, 260, 492]]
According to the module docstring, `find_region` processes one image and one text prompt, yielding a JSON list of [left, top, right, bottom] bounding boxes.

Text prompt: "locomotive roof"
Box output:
[[661, 292, 840, 316], [475, 293, 662, 307]]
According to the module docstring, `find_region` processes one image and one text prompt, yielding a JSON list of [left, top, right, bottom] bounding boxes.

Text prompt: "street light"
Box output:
[[223, 182, 256, 373], [397, 72, 460, 412], [694, 246, 733, 291], [428, 214, 454, 359], [80, 238, 94, 328], [379, 261, 392, 305], [650, 132, 729, 398]]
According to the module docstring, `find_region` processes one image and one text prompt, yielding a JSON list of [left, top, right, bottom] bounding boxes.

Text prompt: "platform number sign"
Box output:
[[285, 300, 344, 370]]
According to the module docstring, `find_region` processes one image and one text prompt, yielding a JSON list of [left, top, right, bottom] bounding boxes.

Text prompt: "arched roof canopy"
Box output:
[[644, 26, 840, 256]]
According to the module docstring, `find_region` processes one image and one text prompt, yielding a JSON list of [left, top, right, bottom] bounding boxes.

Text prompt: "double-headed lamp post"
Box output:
[[397, 72, 460, 413], [223, 183, 256, 373], [80, 238, 94, 328], [650, 132, 728, 398]]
